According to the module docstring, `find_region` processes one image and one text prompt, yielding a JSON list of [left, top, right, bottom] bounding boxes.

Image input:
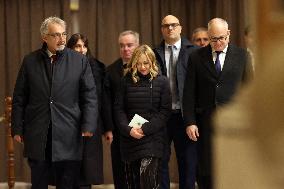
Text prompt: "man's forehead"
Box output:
[[162, 16, 179, 24]]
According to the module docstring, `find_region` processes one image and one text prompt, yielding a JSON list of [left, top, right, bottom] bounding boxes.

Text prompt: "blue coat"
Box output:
[[11, 44, 98, 161]]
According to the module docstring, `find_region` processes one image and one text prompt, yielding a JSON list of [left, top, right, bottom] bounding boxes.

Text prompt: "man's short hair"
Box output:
[[40, 16, 66, 36], [192, 27, 208, 39], [118, 30, 139, 44], [208, 18, 229, 31]]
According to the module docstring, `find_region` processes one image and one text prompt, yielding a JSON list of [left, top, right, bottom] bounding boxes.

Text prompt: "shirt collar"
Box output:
[[46, 49, 55, 58], [165, 38, 181, 50], [213, 44, 228, 54]]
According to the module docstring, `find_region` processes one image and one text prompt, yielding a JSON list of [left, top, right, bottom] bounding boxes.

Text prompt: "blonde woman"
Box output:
[[114, 45, 171, 189]]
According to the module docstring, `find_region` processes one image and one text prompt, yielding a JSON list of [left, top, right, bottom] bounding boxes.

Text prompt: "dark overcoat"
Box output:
[[11, 45, 98, 162], [79, 57, 105, 184], [183, 44, 253, 175]]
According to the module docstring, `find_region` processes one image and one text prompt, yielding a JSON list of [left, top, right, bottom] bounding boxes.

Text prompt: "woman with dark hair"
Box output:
[[67, 33, 112, 189], [114, 45, 171, 189]]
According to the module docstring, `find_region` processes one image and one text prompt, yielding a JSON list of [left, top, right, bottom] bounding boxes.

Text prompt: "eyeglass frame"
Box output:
[[209, 35, 228, 43], [161, 23, 180, 29], [46, 32, 67, 38]]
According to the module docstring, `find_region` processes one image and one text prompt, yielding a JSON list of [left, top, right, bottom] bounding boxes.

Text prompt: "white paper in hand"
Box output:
[[128, 114, 149, 128]]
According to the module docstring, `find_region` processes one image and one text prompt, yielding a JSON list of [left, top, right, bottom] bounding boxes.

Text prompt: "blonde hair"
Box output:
[[124, 45, 159, 83]]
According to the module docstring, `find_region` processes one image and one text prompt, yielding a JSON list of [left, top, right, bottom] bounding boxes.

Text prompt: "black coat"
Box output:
[[102, 58, 125, 140], [182, 44, 253, 175], [11, 45, 98, 161], [154, 37, 197, 110], [79, 57, 105, 184], [114, 73, 171, 162]]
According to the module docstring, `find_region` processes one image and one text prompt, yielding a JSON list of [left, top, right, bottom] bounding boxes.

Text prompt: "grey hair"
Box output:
[[40, 16, 66, 36], [192, 27, 208, 34], [118, 30, 140, 44], [208, 18, 229, 31]]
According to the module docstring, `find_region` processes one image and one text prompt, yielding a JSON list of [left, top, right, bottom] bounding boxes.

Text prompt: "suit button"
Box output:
[[216, 84, 219, 88], [50, 101, 53, 104]]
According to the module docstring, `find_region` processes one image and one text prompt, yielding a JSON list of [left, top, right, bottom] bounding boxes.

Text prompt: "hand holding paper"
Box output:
[[129, 114, 149, 128]]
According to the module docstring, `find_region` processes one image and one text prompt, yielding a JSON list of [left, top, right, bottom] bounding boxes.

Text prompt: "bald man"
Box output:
[[183, 18, 253, 189], [154, 15, 197, 189]]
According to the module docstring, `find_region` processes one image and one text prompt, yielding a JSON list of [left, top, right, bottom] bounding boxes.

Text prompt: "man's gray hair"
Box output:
[[118, 30, 140, 44], [40, 16, 66, 36], [208, 18, 229, 31]]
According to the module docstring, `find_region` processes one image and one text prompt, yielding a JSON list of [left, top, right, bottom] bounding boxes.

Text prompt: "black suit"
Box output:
[[102, 58, 126, 189], [154, 37, 197, 189], [183, 44, 253, 189]]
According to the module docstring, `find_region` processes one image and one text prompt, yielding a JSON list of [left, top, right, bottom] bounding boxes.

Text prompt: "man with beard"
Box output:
[[12, 16, 98, 189]]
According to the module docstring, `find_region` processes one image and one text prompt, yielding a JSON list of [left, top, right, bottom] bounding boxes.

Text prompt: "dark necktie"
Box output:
[[168, 45, 178, 106], [51, 54, 57, 63], [215, 51, 222, 74], [50, 54, 57, 75]]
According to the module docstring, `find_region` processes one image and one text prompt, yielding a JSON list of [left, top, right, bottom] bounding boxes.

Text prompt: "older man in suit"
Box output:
[[183, 18, 253, 189]]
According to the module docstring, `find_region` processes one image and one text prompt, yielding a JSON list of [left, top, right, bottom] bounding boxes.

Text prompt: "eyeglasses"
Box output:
[[209, 35, 228, 43], [47, 32, 67, 38], [161, 23, 180, 29]]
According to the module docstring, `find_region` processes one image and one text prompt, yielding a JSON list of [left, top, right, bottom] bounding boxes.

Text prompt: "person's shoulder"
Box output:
[[228, 44, 247, 54], [65, 48, 85, 58], [155, 75, 168, 84], [181, 37, 196, 48], [106, 58, 122, 71], [22, 48, 45, 63]]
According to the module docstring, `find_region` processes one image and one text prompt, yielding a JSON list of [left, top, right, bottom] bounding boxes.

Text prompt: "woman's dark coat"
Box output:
[[11, 45, 98, 162], [114, 73, 171, 162], [80, 57, 105, 185]]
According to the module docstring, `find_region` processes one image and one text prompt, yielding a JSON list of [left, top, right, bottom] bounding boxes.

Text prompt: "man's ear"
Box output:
[[42, 35, 47, 43], [227, 30, 231, 36]]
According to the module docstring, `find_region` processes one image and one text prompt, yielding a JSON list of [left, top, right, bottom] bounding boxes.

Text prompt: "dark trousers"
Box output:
[[111, 137, 127, 189], [160, 112, 197, 189], [28, 125, 81, 189], [28, 159, 81, 189], [125, 157, 161, 189]]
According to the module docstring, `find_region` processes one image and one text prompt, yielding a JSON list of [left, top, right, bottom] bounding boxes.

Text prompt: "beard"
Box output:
[[57, 45, 65, 51]]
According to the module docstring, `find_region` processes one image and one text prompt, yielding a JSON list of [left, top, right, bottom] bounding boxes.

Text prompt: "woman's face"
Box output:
[[136, 54, 151, 75], [73, 39, 87, 55]]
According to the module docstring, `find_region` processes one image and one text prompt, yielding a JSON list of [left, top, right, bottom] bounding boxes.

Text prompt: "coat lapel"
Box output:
[[201, 46, 218, 78], [155, 45, 167, 75], [221, 44, 235, 76]]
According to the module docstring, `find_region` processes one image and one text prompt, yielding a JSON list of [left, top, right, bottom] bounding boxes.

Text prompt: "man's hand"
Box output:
[[104, 131, 113, 144], [82, 131, 93, 137], [186, 125, 199, 141], [130, 128, 144, 139], [14, 135, 23, 144]]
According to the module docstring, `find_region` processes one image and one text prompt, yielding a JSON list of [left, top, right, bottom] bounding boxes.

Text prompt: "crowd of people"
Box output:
[[11, 15, 253, 189]]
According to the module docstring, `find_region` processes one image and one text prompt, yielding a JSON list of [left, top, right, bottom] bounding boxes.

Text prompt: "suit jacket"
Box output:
[[182, 44, 253, 175], [102, 58, 125, 137], [183, 44, 253, 126], [154, 37, 197, 110]]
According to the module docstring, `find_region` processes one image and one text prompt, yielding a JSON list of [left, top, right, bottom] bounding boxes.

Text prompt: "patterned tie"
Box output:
[[215, 51, 222, 75]]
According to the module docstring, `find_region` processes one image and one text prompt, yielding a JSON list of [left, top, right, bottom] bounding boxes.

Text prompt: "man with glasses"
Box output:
[[154, 15, 197, 189], [183, 18, 253, 189], [11, 16, 98, 189]]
